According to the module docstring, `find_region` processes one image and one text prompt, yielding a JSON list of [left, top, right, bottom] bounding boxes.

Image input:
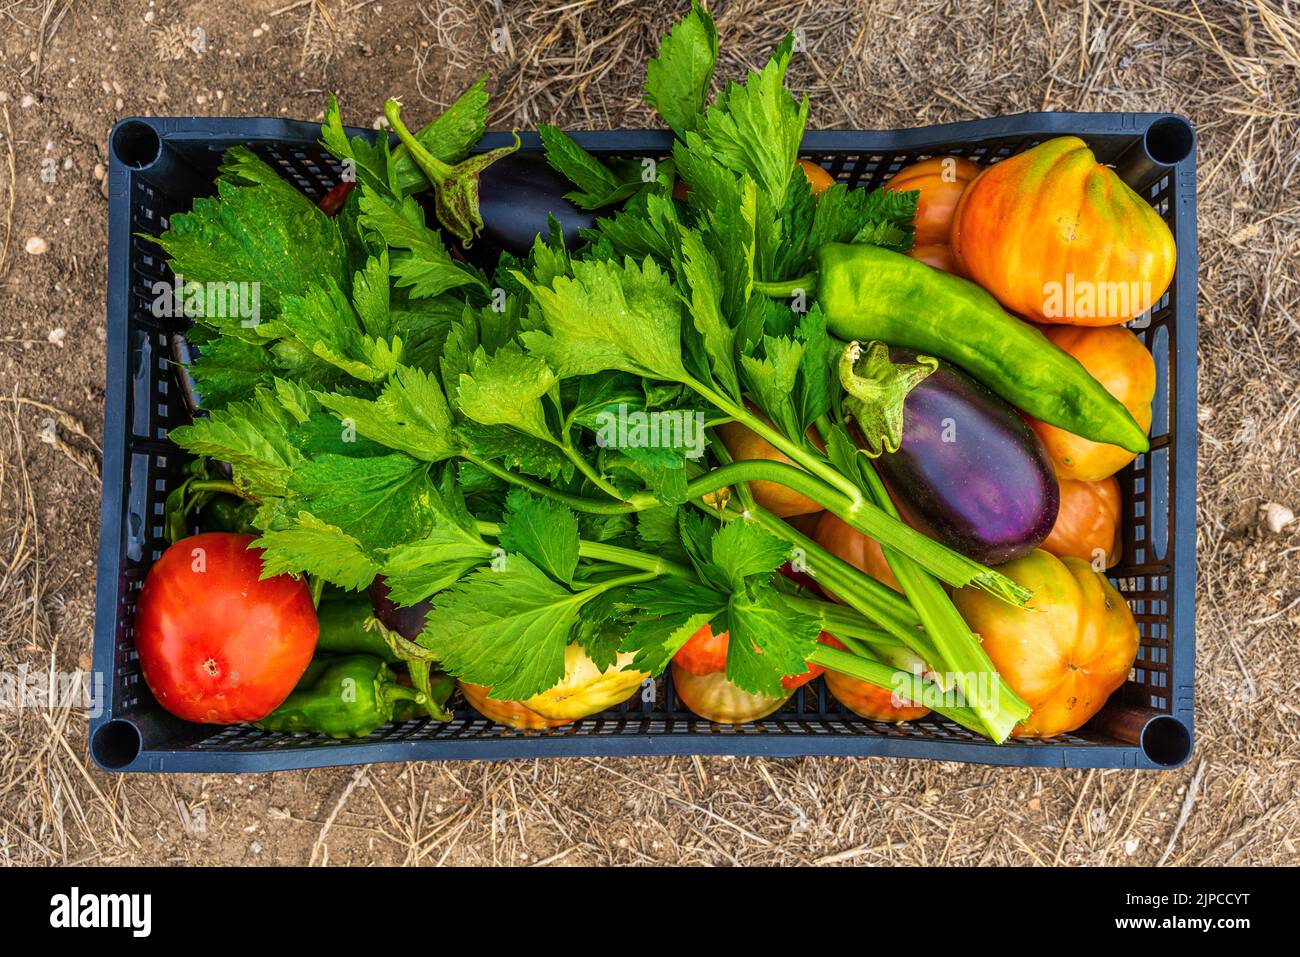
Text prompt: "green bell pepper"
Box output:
[[255, 655, 428, 739], [315, 598, 400, 663]]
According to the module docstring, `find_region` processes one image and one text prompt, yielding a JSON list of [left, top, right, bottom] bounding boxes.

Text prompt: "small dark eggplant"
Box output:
[[370, 578, 432, 641], [462, 152, 597, 267], [852, 347, 1059, 566]]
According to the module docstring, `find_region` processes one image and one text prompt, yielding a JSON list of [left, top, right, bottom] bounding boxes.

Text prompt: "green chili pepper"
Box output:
[[255, 655, 427, 739], [198, 493, 258, 535], [755, 243, 1150, 454], [315, 599, 400, 663]]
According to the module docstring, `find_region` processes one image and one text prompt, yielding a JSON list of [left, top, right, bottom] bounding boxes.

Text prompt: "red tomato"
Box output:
[[671, 623, 830, 690], [317, 181, 355, 216], [133, 533, 319, 723]]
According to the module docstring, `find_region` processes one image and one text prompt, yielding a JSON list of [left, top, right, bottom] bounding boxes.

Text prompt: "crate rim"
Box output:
[[92, 110, 1198, 773]]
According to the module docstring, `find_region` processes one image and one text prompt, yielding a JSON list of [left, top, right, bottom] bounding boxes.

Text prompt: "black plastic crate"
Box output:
[[91, 113, 1198, 772]]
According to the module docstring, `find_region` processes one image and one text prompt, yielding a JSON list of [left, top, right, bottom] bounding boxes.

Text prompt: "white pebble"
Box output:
[[24, 236, 49, 255], [20, 94, 36, 108], [1261, 502, 1295, 534], [47, 328, 66, 347]]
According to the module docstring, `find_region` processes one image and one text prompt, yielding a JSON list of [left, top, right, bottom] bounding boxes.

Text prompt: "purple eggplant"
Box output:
[[865, 348, 1058, 566], [459, 152, 598, 267], [369, 578, 432, 641]]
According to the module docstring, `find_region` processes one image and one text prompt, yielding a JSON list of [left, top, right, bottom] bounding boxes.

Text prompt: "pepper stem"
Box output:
[[383, 683, 426, 706]]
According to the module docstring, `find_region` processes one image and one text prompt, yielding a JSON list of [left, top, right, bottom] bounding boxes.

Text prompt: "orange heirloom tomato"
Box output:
[[1027, 324, 1156, 481], [672, 624, 829, 691], [953, 550, 1139, 738], [673, 623, 730, 676], [819, 636, 930, 723], [798, 159, 837, 197], [458, 681, 572, 730], [814, 509, 902, 594], [1042, 475, 1123, 569], [715, 420, 822, 517], [715, 408, 826, 518], [824, 670, 931, 723], [672, 662, 791, 724], [950, 136, 1175, 325], [885, 156, 980, 246], [906, 243, 958, 274]]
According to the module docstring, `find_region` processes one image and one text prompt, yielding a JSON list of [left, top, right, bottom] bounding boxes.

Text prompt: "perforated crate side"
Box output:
[[92, 113, 1196, 772]]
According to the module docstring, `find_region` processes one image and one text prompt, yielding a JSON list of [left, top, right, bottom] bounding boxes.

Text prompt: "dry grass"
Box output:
[[0, 0, 1297, 866]]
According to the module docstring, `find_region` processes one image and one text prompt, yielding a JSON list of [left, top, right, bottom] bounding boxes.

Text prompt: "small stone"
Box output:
[[47, 328, 66, 347], [1124, 838, 1140, 856], [1027, 798, 1042, 812], [20, 94, 36, 108], [250, 840, 262, 854], [1260, 502, 1295, 534], [93, 162, 105, 180], [144, 10, 155, 23], [25, 236, 49, 255]]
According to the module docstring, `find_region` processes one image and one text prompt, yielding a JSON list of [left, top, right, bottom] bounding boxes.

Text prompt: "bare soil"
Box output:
[[1, 0, 1297, 866]]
